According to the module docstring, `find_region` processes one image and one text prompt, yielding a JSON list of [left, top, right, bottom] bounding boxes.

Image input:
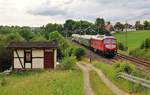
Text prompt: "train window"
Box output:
[[104, 39, 111, 44], [112, 39, 116, 44]]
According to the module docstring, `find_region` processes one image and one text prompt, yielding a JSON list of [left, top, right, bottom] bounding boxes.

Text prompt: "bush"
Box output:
[[140, 38, 150, 49], [73, 47, 85, 60], [48, 31, 70, 60], [0, 45, 11, 72], [64, 46, 85, 60], [113, 61, 136, 74], [129, 82, 144, 93], [60, 56, 77, 70], [117, 42, 128, 51]]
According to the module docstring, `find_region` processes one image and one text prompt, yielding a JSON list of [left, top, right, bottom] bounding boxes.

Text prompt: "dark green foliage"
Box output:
[[0, 45, 11, 72], [140, 38, 150, 49], [60, 56, 77, 70], [135, 21, 144, 30], [45, 23, 63, 39], [117, 42, 127, 51], [129, 38, 150, 59], [19, 26, 34, 41], [64, 45, 85, 60], [31, 33, 47, 41], [129, 83, 144, 93], [73, 47, 85, 60], [143, 20, 150, 30], [48, 31, 70, 59], [95, 18, 105, 34], [6, 32, 25, 42], [114, 22, 124, 32]]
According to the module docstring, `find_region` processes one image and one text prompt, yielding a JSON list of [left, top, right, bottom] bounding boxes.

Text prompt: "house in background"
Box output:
[[7, 42, 58, 70]]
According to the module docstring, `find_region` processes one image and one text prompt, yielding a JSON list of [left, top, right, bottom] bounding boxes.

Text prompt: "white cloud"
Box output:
[[0, 0, 150, 26]]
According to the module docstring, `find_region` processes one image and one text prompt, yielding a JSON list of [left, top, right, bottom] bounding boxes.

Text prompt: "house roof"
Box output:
[[7, 41, 58, 49]]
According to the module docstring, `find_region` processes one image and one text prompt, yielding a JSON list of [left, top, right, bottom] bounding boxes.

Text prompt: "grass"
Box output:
[[93, 62, 150, 95], [129, 48, 150, 59], [89, 70, 115, 95], [113, 30, 150, 51], [0, 69, 84, 95]]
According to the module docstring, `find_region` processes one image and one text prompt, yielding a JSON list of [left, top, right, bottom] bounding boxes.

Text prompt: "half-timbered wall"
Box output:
[[13, 49, 57, 69], [32, 49, 44, 68], [14, 50, 24, 68]]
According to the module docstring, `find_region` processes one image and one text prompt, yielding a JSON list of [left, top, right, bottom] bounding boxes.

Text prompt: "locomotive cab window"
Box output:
[[25, 50, 32, 62], [112, 39, 116, 44], [104, 39, 111, 44]]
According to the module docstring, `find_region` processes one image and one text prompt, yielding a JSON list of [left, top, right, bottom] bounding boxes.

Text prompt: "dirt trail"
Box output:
[[86, 64, 130, 95], [77, 63, 94, 95]]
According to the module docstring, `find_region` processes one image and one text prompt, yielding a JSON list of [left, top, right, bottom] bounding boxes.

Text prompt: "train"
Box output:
[[72, 34, 117, 57]]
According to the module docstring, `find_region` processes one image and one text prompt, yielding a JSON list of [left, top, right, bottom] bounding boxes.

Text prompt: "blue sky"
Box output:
[[0, 0, 150, 26]]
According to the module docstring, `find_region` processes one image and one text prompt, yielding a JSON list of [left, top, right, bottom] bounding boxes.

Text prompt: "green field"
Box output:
[[113, 30, 150, 51], [0, 70, 84, 95]]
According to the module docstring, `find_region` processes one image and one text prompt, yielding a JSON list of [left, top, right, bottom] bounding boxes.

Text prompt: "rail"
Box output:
[[117, 53, 150, 69], [118, 72, 150, 88]]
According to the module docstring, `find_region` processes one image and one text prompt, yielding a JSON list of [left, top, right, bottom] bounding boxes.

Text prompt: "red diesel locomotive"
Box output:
[[72, 34, 117, 57]]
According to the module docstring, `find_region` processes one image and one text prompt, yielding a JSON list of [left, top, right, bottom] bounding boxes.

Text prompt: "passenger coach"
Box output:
[[72, 34, 117, 57]]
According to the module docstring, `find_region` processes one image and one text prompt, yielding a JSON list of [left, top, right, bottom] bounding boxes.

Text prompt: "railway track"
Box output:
[[68, 38, 150, 70], [117, 53, 150, 69]]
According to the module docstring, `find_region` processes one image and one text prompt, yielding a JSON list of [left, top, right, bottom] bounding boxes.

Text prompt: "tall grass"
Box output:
[[0, 70, 84, 95]]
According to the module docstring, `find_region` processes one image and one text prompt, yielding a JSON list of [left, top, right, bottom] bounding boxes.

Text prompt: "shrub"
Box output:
[[48, 31, 70, 60], [0, 45, 11, 72], [73, 47, 85, 60], [64, 46, 85, 60], [140, 38, 150, 49], [129, 82, 144, 93], [117, 42, 128, 51], [60, 56, 77, 70], [113, 61, 136, 74], [64, 45, 76, 57]]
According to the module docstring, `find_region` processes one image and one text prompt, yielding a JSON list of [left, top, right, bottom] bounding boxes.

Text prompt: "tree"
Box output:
[[6, 32, 25, 43], [95, 18, 105, 34], [48, 31, 70, 59], [44, 23, 63, 38], [19, 26, 34, 41], [135, 21, 144, 30], [143, 20, 150, 30], [31, 33, 47, 41], [114, 22, 124, 32]]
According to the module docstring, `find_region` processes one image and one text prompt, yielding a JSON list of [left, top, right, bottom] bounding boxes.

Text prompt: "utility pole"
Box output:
[[125, 20, 128, 63]]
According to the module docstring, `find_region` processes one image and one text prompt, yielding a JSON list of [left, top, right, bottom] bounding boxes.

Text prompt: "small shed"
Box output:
[[7, 41, 58, 70]]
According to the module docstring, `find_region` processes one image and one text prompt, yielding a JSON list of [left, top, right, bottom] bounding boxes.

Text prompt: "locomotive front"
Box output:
[[103, 37, 117, 57]]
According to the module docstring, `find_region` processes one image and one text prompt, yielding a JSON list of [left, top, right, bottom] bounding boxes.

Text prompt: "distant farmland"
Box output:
[[113, 30, 150, 51]]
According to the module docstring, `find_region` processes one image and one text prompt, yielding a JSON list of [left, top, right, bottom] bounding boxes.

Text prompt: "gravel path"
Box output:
[[77, 63, 94, 95], [86, 64, 130, 95]]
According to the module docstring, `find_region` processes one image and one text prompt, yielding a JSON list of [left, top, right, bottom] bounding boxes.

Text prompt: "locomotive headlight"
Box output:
[[106, 45, 116, 49]]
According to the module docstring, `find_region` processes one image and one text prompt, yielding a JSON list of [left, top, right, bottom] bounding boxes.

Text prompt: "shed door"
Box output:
[[44, 50, 54, 69]]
